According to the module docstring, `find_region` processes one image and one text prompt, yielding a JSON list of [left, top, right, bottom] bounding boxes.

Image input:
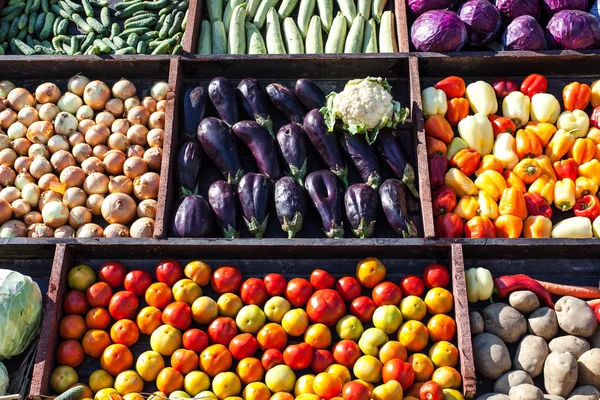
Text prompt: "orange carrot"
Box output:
[[535, 280, 600, 299]]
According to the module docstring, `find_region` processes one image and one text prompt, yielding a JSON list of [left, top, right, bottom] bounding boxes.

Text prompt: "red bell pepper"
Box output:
[[521, 73, 548, 98], [432, 185, 457, 216], [434, 76, 466, 99], [435, 212, 464, 238], [524, 192, 553, 219], [464, 216, 496, 238], [553, 158, 578, 182], [429, 153, 449, 189], [590, 106, 600, 128], [494, 274, 554, 309], [574, 194, 600, 220], [563, 82, 591, 111], [488, 115, 517, 137], [492, 78, 519, 99]]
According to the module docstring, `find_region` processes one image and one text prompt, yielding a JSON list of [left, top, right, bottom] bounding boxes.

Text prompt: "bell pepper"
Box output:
[[574, 194, 600, 220], [464, 216, 496, 238], [429, 153, 449, 189], [502, 91, 530, 128], [478, 190, 499, 220], [465, 81, 498, 116], [488, 115, 517, 137], [516, 129, 542, 159], [513, 158, 542, 184], [554, 178, 576, 211], [475, 154, 504, 177], [590, 107, 600, 128], [465, 267, 494, 303], [575, 176, 598, 198], [454, 195, 480, 220], [569, 138, 596, 165], [492, 78, 519, 99], [425, 115, 454, 144], [432, 185, 457, 216], [434, 76, 466, 99], [493, 132, 519, 170], [588, 127, 600, 144], [530, 93, 561, 124], [494, 274, 554, 309], [545, 129, 576, 163], [551, 216, 593, 238], [422, 87, 448, 118], [592, 80, 600, 108], [529, 174, 556, 205], [451, 148, 480, 177], [524, 192, 553, 219], [475, 170, 507, 201], [503, 170, 527, 194], [593, 215, 600, 237], [498, 187, 527, 220], [426, 136, 447, 156], [494, 214, 523, 238], [521, 73, 547, 98], [445, 167, 478, 197], [524, 122, 557, 147], [557, 110, 589, 138], [435, 212, 464, 238], [553, 158, 578, 181], [524, 215, 552, 238], [446, 98, 469, 126], [595, 145, 600, 163], [533, 155, 557, 181], [458, 113, 494, 156], [446, 137, 469, 160], [578, 159, 600, 187], [563, 82, 591, 111]]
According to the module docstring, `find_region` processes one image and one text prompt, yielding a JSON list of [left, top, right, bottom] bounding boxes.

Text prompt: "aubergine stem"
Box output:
[[353, 218, 376, 239], [256, 114, 275, 138], [222, 224, 240, 239], [244, 214, 269, 238], [288, 159, 308, 187], [403, 164, 418, 198], [324, 223, 344, 239], [402, 221, 419, 238], [333, 165, 349, 188], [228, 168, 245, 186], [282, 211, 303, 239], [367, 172, 380, 189], [180, 187, 198, 198]]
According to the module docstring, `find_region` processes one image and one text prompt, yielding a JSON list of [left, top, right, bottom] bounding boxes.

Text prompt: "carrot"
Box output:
[[535, 279, 600, 299]]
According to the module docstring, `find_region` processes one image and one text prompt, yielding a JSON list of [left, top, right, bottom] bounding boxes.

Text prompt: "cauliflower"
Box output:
[[321, 77, 409, 144]]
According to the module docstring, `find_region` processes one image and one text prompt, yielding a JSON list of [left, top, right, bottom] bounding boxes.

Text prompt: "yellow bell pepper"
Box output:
[[454, 195, 479, 220], [458, 113, 494, 156], [523, 215, 552, 238], [551, 216, 593, 238], [445, 168, 478, 197], [502, 91, 530, 128], [569, 138, 596, 165], [475, 154, 504, 177], [530, 93, 561, 124], [478, 190, 499, 220], [553, 178, 576, 211], [588, 127, 600, 144], [503, 170, 527, 194], [545, 129, 577, 163], [475, 170, 507, 202], [533, 155, 557, 181], [524, 122, 557, 147], [591, 79, 600, 108], [556, 110, 589, 138], [493, 132, 519, 170], [578, 159, 600, 187], [465, 81, 498, 116], [576, 176, 598, 198], [446, 137, 469, 160], [498, 187, 527, 220], [529, 174, 556, 204], [422, 87, 448, 118]]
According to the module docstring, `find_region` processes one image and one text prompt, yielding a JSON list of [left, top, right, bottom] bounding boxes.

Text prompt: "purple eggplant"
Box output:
[[379, 179, 418, 238], [208, 77, 239, 125], [274, 176, 306, 239], [237, 172, 272, 238], [376, 129, 419, 197], [208, 180, 240, 238], [340, 131, 381, 189], [295, 79, 326, 110], [276, 124, 308, 186], [305, 170, 344, 238], [173, 195, 213, 237], [266, 83, 306, 125], [237, 78, 274, 138], [303, 109, 348, 187], [344, 183, 378, 238], [177, 140, 202, 194], [183, 86, 208, 135], [232, 120, 281, 181], [197, 117, 244, 185]]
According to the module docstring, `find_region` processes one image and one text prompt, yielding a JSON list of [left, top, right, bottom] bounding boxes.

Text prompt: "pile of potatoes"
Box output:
[[471, 291, 600, 400]]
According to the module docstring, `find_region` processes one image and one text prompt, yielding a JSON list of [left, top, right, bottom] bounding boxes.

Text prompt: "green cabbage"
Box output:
[[0, 270, 42, 360], [0, 362, 8, 395]]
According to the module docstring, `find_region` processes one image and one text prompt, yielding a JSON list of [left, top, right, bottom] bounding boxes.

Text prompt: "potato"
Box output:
[[510, 290, 541, 313], [513, 335, 548, 378], [545, 396, 566, 400], [494, 370, 533, 394], [578, 348, 600, 389], [568, 386, 600, 400], [544, 351, 578, 398], [483, 303, 528, 344], [509, 384, 544, 400], [555, 296, 599, 338], [549, 336, 591, 359], [473, 332, 512, 379], [528, 307, 558, 341], [471, 311, 484, 335], [590, 329, 600, 349], [477, 394, 510, 400]]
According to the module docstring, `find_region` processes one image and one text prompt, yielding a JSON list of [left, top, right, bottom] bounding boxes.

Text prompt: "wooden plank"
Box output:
[[182, 0, 203, 54], [395, 0, 409, 53]]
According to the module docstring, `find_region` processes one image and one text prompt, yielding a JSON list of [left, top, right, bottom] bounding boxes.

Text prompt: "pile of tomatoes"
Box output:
[[49, 258, 463, 400]]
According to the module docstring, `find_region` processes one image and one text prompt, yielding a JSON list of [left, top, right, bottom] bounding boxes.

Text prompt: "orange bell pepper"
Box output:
[[529, 174, 556, 205], [587, 127, 600, 144], [503, 170, 527, 194], [533, 155, 557, 181], [451, 148, 481, 177], [446, 98, 469, 126], [474, 170, 507, 202], [523, 215, 552, 238], [434, 76, 466, 99], [464, 216, 496, 238], [596, 144, 600, 162], [475, 154, 504, 177], [488, 115, 517, 137], [425, 115, 454, 144], [563, 82, 592, 111], [494, 215, 523, 238], [575, 176, 598, 199], [524, 122, 557, 147], [554, 178, 576, 211], [516, 129, 542, 159], [427, 136, 447, 156], [578, 159, 600, 187], [498, 187, 527, 220], [454, 195, 480, 220], [569, 138, 596, 165], [545, 129, 577, 163], [513, 158, 542, 184], [553, 158, 578, 182]]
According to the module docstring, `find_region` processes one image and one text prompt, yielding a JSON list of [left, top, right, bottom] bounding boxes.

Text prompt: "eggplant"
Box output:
[[340, 131, 381, 189], [376, 129, 419, 197], [197, 117, 244, 185], [295, 78, 326, 110], [266, 83, 306, 125], [173, 195, 213, 237], [177, 140, 202, 194], [183, 86, 208, 135], [237, 172, 272, 238], [303, 109, 348, 187], [305, 170, 344, 238], [208, 77, 239, 125], [232, 120, 281, 180], [276, 124, 309, 186], [344, 183, 378, 239], [236, 78, 274, 138], [274, 176, 306, 239], [379, 178, 418, 238], [208, 180, 240, 238]]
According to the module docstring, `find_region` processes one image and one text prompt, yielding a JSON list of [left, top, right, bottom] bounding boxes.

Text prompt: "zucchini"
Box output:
[[168, 10, 184, 36], [115, 46, 135, 54], [144, 0, 169, 10], [246, 0, 261, 20], [11, 38, 35, 55], [305, 15, 322, 53], [228, 3, 246, 54], [87, 17, 107, 34], [211, 20, 226, 54], [336, 0, 356, 26], [64, 0, 83, 12], [371, 0, 387, 23], [28, 11, 37, 34], [82, 0, 94, 17], [315, 0, 332, 32], [253, 0, 277, 30], [265, 7, 285, 54], [35, 12, 46, 35], [222, 0, 243, 33], [325, 11, 346, 53], [197, 19, 211, 54], [362, 18, 376, 52], [40, 12, 54, 39], [100, 6, 111, 28], [158, 12, 173, 38], [136, 39, 146, 53], [357, 0, 371, 20], [81, 31, 95, 51], [72, 14, 94, 33], [378, 10, 397, 52], [126, 32, 138, 46], [115, 3, 146, 19], [94, 38, 110, 53], [207, 0, 223, 23], [344, 12, 364, 53], [296, 0, 314, 38], [282, 17, 303, 54], [0, 21, 9, 43], [277, 0, 299, 21], [18, 14, 28, 30], [245, 21, 265, 54], [57, 17, 68, 35]]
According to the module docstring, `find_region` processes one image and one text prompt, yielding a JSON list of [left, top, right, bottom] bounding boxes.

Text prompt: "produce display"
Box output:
[[175, 76, 417, 239], [195, 0, 399, 54], [425, 74, 600, 238], [0, 76, 167, 238]]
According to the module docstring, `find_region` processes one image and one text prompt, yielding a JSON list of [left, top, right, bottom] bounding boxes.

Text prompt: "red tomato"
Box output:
[[333, 340, 361, 369], [335, 277, 362, 302], [306, 289, 346, 327], [124, 270, 153, 296], [63, 290, 89, 316], [310, 269, 336, 290], [109, 291, 139, 320], [208, 317, 238, 346], [85, 282, 113, 308], [349, 296, 377, 323], [162, 301, 192, 331], [261, 348, 284, 370], [183, 329, 209, 353], [240, 278, 268, 306], [211, 266, 243, 295], [283, 342, 313, 370], [400, 275, 425, 297], [264, 273, 286, 296], [285, 278, 313, 307], [98, 261, 127, 288], [372, 282, 403, 306], [420, 381, 444, 400], [311, 349, 334, 373], [342, 381, 371, 400], [229, 333, 258, 360], [155, 259, 183, 286], [423, 264, 451, 289], [382, 359, 415, 390]]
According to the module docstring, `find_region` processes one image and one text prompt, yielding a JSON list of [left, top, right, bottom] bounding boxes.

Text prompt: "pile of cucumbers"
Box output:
[[196, 0, 398, 54], [0, 0, 188, 55]]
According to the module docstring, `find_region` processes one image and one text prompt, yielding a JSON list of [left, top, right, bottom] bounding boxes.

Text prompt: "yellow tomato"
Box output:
[[192, 296, 219, 324], [443, 389, 465, 400], [398, 320, 429, 352], [114, 370, 144, 395], [371, 381, 403, 400], [150, 324, 182, 356], [184, 260, 212, 286], [242, 382, 271, 400], [136, 351, 165, 382], [429, 341, 459, 368], [212, 372, 242, 399], [123, 394, 145, 400], [281, 308, 308, 337], [217, 293, 243, 318], [184, 371, 211, 396], [407, 353, 434, 382], [355, 257, 386, 288], [304, 324, 332, 349], [313, 373, 342, 400], [400, 296, 427, 321], [94, 388, 119, 400], [294, 374, 316, 396], [172, 279, 202, 305], [432, 366, 462, 389], [88, 370, 114, 394], [424, 288, 454, 315], [325, 364, 351, 386]]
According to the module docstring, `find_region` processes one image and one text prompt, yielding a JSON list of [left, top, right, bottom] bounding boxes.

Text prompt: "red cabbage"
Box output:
[[541, 0, 588, 16], [546, 10, 600, 50], [408, 0, 456, 17], [458, 0, 502, 46], [411, 10, 468, 52], [501, 15, 548, 50], [495, 0, 541, 23]]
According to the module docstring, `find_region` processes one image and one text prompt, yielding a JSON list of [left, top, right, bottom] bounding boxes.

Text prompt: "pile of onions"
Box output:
[[0, 76, 166, 238]]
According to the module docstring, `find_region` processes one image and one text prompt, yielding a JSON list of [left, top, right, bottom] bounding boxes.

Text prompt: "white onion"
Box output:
[[124, 96, 141, 112], [130, 217, 154, 238], [14, 156, 32, 172], [24, 211, 42, 226], [86, 193, 104, 215], [83, 172, 109, 195], [76, 105, 94, 121], [127, 145, 145, 158], [102, 150, 126, 175], [7, 121, 27, 140], [0, 187, 20, 203], [151, 81, 168, 101], [101, 192, 136, 224], [96, 111, 115, 127], [84, 80, 111, 110], [39, 103, 60, 122], [109, 175, 133, 195], [11, 138, 32, 156], [12, 199, 30, 219], [0, 134, 11, 150], [27, 120, 54, 144], [28, 143, 49, 159], [143, 147, 162, 171], [142, 96, 157, 113], [35, 82, 61, 104], [147, 129, 164, 148], [137, 199, 157, 219], [0, 198, 12, 224], [127, 106, 150, 126], [85, 124, 110, 146], [54, 225, 75, 238], [58, 92, 83, 114], [68, 206, 92, 229], [14, 172, 34, 190], [38, 174, 59, 191], [68, 75, 90, 97], [0, 109, 18, 130], [55, 112, 79, 136], [28, 223, 55, 238], [42, 200, 69, 228], [76, 223, 104, 238], [123, 156, 148, 180], [93, 144, 109, 160], [8, 88, 35, 111], [156, 100, 167, 112], [50, 150, 76, 173], [0, 165, 16, 186], [133, 172, 160, 200], [63, 187, 87, 209], [0, 81, 16, 99], [48, 135, 70, 153], [106, 98, 124, 117], [18, 106, 40, 127], [0, 220, 27, 237], [111, 118, 129, 134], [148, 111, 166, 129], [22, 182, 41, 207], [0, 148, 17, 167], [69, 132, 85, 146], [112, 79, 137, 100], [60, 166, 86, 188], [78, 119, 95, 134], [127, 124, 148, 146], [104, 223, 129, 238], [30, 157, 52, 179]]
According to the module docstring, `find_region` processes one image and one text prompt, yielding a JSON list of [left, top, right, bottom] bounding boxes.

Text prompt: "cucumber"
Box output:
[[158, 12, 173, 38], [336, 0, 355, 26], [52, 35, 63, 51], [41, 39, 52, 47], [252, 0, 277, 30], [64, 0, 83, 12], [371, 0, 386, 23], [0, 21, 9, 42], [136, 39, 146, 53], [212, 20, 226, 54], [223, 0, 243, 33], [40, 12, 54, 39], [81, 32, 95, 51], [26, 34, 35, 48], [126, 32, 138, 46], [118, 27, 150, 37], [344, 12, 363, 53], [115, 0, 141, 11], [176, 0, 189, 11], [325, 11, 346, 53], [168, 10, 184, 36], [245, 21, 265, 54], [296, 0, 314, 38], [87, 17, 107, 34], [139, 30, 158, 41], [207, 0, 223, 22], [32, 38, 41, 45], [125, 16, 156, 30], [277, 0, 297, 21], [110, 22, 120, 37], [70, 34, 80, 54], [315, 0, 332, 32], [228, 3, 246, 54], [100, 6, 111, 28], [0, 45, 4, 55], [0, 8, 24, 22], [151, 41, 169, 54], [265, 7, 285, 54], [85, 44, 100, 54], [155, 13, 167, 31], [58, 0, 75, 14], [90, 0, 110, 6], [362, 17, 376, 52], [181, 8, 188, 30], [126, 12, 155, 23], [27, 11, 37, 34], [17, 27, 27, 40], [113, 35, 127, 48], [1, 3, 25, 18], [143, 0, 169, 10], [245, 0, 261, 20], [18, 14, 28, 30], [115, 46, 135, 54], [357, 0, 371, 20], [52, 15, 60, 35], [305, 15, 322, 53], [51, 4, 70, 20], [7, 18, 19, 40], [158, 2, 176, 16], [32, 0, 41, 12], [25, 0, 33, 16], [94, 38, 110, 52], [41, 0, 50, 13], [72, 14, 94, 33], [35, 12, 45, 35], [378, 10, 397, 52], [34, 44, 55, 54], [82, 0, 94, 17], [57, 17, 68, 35], [102, 37, 119, 51], [11, 38, 35, 55], [282, 17, 303, 54], [115, 3, 145, 19], [171, 43, 182, 54], [197, 19, 211, 54]]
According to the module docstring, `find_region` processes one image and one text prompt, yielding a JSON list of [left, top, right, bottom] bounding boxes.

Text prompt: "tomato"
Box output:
[[208, 317, 238, 346], [355, 257, 386, 289], [150, 324, 183, 356], [172, 279, 202, 305], [156, 367, 184, 395], [184, 260, 212, 286], [82, 329, 111, 358], [171, 348, 199, 374], [306, 289, 346, 327], [136, 350, 165, 382], [236, 357, 264, 384], [283, 342, 313, 370], [408, 354, 434, 382], [332, 340, 361, 369], [59, 315, 87, 340], [86, 282, 113, 308], [67, 265, 96, 292], [313, 372, 342, 400], [311, 349, 334, 373], [372, 282, 403, 306], [229, 333, 258, 360], [420, 381, 443, 400], [427, 314, 456, 342], [240, 278, 269, 306], [211, 266, 243, 294], [88, 369, 115, 393], [257, 323, 288, 351], [217, 293, 243, 318], [199, 344, 233, 377], [155, 259, 183, 286], [335, 277, 362, 302], [109, 291, 139, 320], [111, 319, 140, 346], [264, 273, 286, 296], [100, 344, 133, 376], [304, 323, 332, 349], [431, 366, 462, 389], [63, 290, 89, 316], [56, 340, 85, 367], [424, 288, 454, 315], [162, 301, 192, 331], [400, 275, 425, 297], [261, 348, 284, 370], [310, 269, 336, 290], [349, 296, 377, 323], [145, 282, 173, 310], [49, 366, 79, 394], [98, 261, 127, 288], [183, 328, 209, 353], [137, 306, 163, 335], [285, 278, 313, 307], [399, 320, 429, 352], [342, 381, 371, 400], [423, 264, 450, 289], [124, 270, 153, 296], [382, 359, 415, 390], [114, 370, 144, 395], [86, 307, 111, 330], [379, 341, 408, 364], [429, 341, 459, 368]]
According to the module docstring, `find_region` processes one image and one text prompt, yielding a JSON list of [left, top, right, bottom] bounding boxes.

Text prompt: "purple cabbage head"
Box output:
[[590, 1, 600, 21], [541, 0, 588, 16], [546, 10, 600, 50], [495, 0, 541, 23], [408, 0, 456, 17], [411, 10, 468, 52], [458, 0, 502, 46], [501, 15, 548, 50]]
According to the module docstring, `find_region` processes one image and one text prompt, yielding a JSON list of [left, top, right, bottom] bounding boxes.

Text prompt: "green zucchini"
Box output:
[[207, 0, 223, 22], [18, 14, 28, 30], [325, 11, 346, 53], [305, 15, 322, 53], [100, 6, 111, 28], [336, 0, 355, 26], [362, 18, 376, 52], [282, 17, 303, 54], [296, 0, 314, 38], [371, 0, 386, 23], [245, 0, 261, 20], [265, 7, 285, 54], [378, 10, 397, 52], [222, 0, 243, 33], [277, 0, 297, 21], [34, 12, 45, 35], [245, 21, 265, 54], [197, 19, 211, 54], [158, 12, 173, 38], [40, 12, 54, 39], [0, 21, 9, 43], [27, 11, 37, 34], [253, 0, 277, 30], [315, 0, 332, 32], [82, 0, 94, 17], [357, 0, 371, 20], [211, 20, 227, 54], [168, 10, 184, 36], [11, 38, 35, 55], [344, 12, 363, 53], [87, 17, 107, 34], [228, 3, 246, 54]]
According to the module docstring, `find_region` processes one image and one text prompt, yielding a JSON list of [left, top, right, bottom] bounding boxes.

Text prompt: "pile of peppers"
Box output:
[[425, 74, 600, 238]]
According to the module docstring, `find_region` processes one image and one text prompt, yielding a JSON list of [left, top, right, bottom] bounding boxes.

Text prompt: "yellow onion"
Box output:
[[23, 211, 42, 226], [96, 111, 115, 127], [0, 148, 17, 167], [48, 135, 70, 153], [54, 224, 75, 238], [106, 98, 124, 117], [142, 96, 157, 113], [11, 138, 32, 156], [69, 132, 86, 146], [30, 157, 52, 179], [133, 172, 160, 200], [130, 217, 154, 238], [127, 145, 145, 158], [0, 198, 12, 224], [72, 143, 92, 163], [14, 172, 34, 190], [0, 81, 16, 99], [83, 172, 109, 195], [35, 82, 61, 104], [81, 156, 104, 175], [58, 92, 83, 114], [50, 150, 76, 173], [85, 124, 110, 146], [68, 74, 90, 96], [0, 187, 20, 203], [111, 118, 130, 134], [127, 124, 148, 146], [27, 120, 54, 144], [101, 192, 136, 224], [8, 88, 35, 111], [18, 106, 39, 127], [123, 156, 148, 180], [112, 79, 137, 100], [39, 190, 62, 210], [93, 144, 109, 160], [68, 206, 92, 229], [39, 103, 60, 122], [12, 199, 30, 219], [148, 111, 166, 129], [0, 109, 18, 130], [78, 119, 95, 134], [38, 174, 59, 191], [147, 129, 164, 148], [76, 223, 104, 238], [108, 133, 129, 152], [124, 96, 141, 112], [137, 199, 157, 219], [143, 147, 162, 171], [60, 166, 86, 188], [28, 143, 49, 159], [109, 175, 133, 195], [22, 182, 41, 207], [28, 223, 55, 238], [55, 112, 79, 136], [104, 223, 129, 238], [42, 200, 69, 228], [86, 193, 104, 215], [0, 220, 27, 237], [156, 100, 167, 112], [0, 165, 16, 186], [151, 81, 168, 101], [76, 105, 94, 121], [127, 106, 150, 126], [84, 80, 111, 110], [63, 187, 87, 209], [0, 134, 11, 150], [14, 156, 32, 172], [102, 150, 126, 175]]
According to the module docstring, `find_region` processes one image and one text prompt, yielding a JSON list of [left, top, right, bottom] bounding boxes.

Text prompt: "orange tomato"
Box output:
[[355, 257, 386, 289], [379, 341, 408, 364], [110, 319, 140, 347], [172, 278, 203, 305], [86, 307, 111, 330], [313, 373, 342, 400], [137, 306, 163, 335], [184, 260, 212, 286], [424, 288, 454, 315], [242, 382, 271, 400], [82, 329, 111, 358], [145, 282, 173, 310], [171, 348, 199, 375], [156, 367, 184, 395], [407, 353, 434, 382], [100, 344, 134, 377], [398, 321, 429, 352], [429, 341, 459, 368], [56, 340, 85, 368], [304, 324, 332, 350], [236, 357, 265, 385], [431, 366, 462, 389], [427, 314, 456, 342], [59, 315, 88, 341], [199, 344, 233, 377], [257, 323, 288, 351]]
